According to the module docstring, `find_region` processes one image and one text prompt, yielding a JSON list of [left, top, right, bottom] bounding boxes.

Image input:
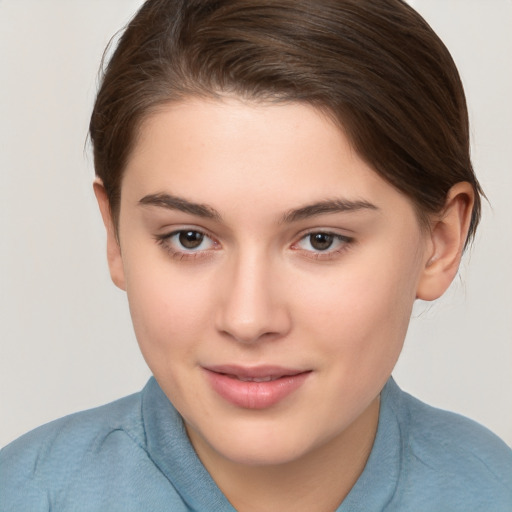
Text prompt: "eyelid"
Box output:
[[154, 225, 353, 262], [154, 227, 220, 260], [290, 229, 354, 259]]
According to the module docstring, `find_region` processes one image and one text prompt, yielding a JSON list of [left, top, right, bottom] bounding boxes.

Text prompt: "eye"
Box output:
[[307, 232, 336, 251], [294, 231, 352, 255], [155, 229, 218, 257], [175, 230, 209, 250]]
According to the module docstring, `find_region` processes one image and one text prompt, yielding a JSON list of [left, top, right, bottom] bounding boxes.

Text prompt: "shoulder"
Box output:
[[0, 389, 146, 510], [386, 380, 512, 510], [0, 389, 145, 468]]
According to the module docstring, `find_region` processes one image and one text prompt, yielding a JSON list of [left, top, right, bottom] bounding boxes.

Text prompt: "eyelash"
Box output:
[[154, 229, 354, 261], [291, 231, 354, 260], [154, 229, 219, 261]]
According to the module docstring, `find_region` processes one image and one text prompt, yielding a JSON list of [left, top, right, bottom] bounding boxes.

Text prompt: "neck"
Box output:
[[188, 396, 380, 512]]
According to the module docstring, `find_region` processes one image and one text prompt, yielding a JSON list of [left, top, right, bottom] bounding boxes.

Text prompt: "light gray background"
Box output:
[[1, 0, 511, 448]]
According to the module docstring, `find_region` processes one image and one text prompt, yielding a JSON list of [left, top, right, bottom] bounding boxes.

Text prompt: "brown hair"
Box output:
[[90, 0, 482, 242]]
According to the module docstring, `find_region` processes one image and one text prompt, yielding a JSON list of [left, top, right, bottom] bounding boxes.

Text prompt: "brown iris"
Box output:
[[179, 231, 204, 249], [309, 233, 334, 251]]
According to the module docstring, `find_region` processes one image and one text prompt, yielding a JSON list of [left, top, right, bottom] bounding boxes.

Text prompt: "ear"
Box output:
[[416, 182, 475, 301], [93, 178, 126, 291]]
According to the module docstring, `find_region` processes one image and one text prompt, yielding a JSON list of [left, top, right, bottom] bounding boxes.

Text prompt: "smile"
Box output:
[[203, 365, 311, 409]]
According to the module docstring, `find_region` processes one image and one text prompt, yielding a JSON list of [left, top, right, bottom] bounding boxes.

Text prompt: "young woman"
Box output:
[[1, 1, 511, 510]]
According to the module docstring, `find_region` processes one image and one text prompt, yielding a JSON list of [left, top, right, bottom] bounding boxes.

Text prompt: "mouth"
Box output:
[[203, 365, 312, 409], [232, 375, 282, 382]]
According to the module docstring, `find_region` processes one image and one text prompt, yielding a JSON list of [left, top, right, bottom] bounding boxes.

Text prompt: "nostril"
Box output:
[[216, 312, 291, 345]]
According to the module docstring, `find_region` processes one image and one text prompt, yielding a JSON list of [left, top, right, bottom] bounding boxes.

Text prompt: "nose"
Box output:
[[215, 249, 291, 344]]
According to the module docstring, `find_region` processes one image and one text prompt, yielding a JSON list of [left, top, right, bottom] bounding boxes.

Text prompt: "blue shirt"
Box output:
[[1, 377, 511, 511]]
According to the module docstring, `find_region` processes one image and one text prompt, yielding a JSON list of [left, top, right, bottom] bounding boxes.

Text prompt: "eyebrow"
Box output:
[[139, 193, 377, 223], [280, 199, 378, 223], [139, 193, 221, 220]]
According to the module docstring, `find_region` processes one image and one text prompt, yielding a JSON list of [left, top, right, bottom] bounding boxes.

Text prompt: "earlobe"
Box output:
[[93, 179, 126, 291], [416, 182, 475, 301]]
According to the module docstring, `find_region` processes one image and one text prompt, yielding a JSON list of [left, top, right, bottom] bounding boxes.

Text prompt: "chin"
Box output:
[[189, 417, 324, 468], [219, 442, 308, 467]]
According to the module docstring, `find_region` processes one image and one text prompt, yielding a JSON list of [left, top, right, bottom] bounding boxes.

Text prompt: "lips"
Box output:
[[203, 365, 311, 409]]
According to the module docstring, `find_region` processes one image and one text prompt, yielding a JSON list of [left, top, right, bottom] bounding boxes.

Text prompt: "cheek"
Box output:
[[294, 246, 421, 362], [124, 261, 214, 365]]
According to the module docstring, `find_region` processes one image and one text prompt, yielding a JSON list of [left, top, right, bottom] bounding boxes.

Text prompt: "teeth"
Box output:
[[236, 375, 278, 382]]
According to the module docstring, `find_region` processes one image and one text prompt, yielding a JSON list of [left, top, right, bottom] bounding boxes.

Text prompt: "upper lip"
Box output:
[[204, 364, 310, 380]]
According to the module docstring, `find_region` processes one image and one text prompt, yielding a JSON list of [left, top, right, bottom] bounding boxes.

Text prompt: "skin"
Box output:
[[95, 97, 474, 512]]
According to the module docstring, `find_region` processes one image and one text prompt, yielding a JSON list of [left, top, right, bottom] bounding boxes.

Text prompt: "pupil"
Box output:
[[310, 233, 333, 251], [179, 231, 203, 249]]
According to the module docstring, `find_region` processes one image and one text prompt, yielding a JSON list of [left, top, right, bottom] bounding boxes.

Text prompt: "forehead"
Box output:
[[121, 97, 416, 222]]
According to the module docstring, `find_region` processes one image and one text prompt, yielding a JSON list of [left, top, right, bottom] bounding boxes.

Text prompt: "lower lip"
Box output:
[[204, 370, 311, 409]]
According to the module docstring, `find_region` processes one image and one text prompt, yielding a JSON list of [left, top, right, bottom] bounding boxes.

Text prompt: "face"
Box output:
[[108, 97, 433, 467]]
